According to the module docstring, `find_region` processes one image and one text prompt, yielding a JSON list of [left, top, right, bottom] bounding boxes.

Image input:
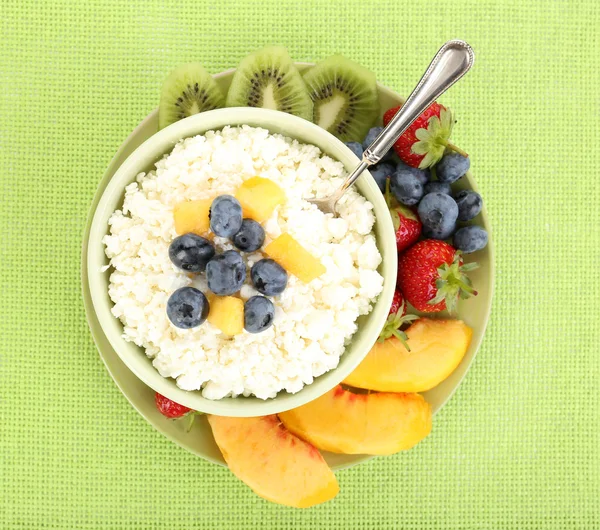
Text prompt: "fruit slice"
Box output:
[[264, 233, 325, 283], [303, 55, 379, 141], [280, 386, 431, 455], [226, 46, 313, 121], [344, 319, 473, 392], [208, 415, 339, 508], [173, 199, 212, 236], [207, 296, 244, 335], [234, 176, 285, 222], [159, 63, 225, 130]]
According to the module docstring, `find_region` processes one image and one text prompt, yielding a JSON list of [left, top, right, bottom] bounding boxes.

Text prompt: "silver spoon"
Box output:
[[308, 40, 475, 215]]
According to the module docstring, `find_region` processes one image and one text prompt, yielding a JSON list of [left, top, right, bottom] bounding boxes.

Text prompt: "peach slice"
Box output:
[[264, 233, 326, 283], [343, 318, 473, 393], [235, 176, 285, 222], [280, 386, 431, 455], [207, 296, 244, 335], [208, 415, 339, 508], [173, 199, 212, 236]]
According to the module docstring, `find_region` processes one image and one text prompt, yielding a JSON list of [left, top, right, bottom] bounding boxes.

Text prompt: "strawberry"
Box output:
[[397, 240, 478, 313], [383, 103, 468, 169], [378, 290, 418, 349], [155, 392, 191, 418], [389, 289, 407, 317], [385, 180, 422, 253], [155, 392, 203, 431]]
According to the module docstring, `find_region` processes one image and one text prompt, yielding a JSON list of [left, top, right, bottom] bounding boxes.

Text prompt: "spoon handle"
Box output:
[[363, 40, 474, 166]]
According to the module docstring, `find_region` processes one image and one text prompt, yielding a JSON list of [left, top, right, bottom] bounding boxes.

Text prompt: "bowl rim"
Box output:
[[86, 107, 397, 417]]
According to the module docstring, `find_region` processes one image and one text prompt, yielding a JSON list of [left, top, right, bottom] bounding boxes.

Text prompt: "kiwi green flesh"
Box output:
[[226, 47, 313, 121], [159, 63, 225, 130], [303, 56, 379, 142]]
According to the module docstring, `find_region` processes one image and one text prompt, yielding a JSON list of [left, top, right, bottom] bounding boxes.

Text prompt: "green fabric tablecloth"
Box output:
[[1, 0, 599, 527]]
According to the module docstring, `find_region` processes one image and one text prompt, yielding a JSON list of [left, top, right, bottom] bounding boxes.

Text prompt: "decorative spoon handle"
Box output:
[[363, 40, 474, 166]]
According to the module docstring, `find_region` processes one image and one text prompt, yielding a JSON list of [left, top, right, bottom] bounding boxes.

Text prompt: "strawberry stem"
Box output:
[[446, 142, 469, 159]]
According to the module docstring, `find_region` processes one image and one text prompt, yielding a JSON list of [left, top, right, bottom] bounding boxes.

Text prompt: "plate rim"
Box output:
[[81, 66, 494, 471]]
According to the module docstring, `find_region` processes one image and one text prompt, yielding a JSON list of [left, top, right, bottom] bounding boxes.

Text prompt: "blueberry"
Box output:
[[251, 259, 288, 296], [209, 195, 243, 238], [233, 219, 265, 252], [369, 162, 395, 193], [362, 127, 394, 161], [436, 152, 470, 183], [166, 287, 209, 329], [244, 296, 275, 333], [454, 190, 483, 221], [424, 181, 452, 196], [390, 169, 424, 206], [345, 142, 364, 159], [168, 233, 215, 273], [396, 160, 430, 185], [453, 225, 488, 253], [422, 223, 456, 240], [418, 192, 459, 239], [362, 127, 382, 149], [206, 250, 246, 295]]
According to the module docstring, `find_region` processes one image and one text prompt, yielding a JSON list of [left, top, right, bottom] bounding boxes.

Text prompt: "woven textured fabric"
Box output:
[[1, 0, 599, 527]]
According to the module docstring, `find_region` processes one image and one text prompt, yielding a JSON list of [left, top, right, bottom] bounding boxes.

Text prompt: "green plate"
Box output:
[[82, 65, 494, 470]]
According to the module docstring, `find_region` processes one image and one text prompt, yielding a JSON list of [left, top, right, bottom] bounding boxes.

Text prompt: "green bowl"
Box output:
[[83, 65, 494, 469], [87, 106, 397, 417]]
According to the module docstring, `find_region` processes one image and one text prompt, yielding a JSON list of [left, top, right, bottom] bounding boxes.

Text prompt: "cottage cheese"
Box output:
[[103, 126, 384, 400]]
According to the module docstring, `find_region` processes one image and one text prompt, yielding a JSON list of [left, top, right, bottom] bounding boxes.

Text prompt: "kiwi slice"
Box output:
[[226, 46, 313, 121], [159, 63, 225, 130], [303, 55, 379, 142]]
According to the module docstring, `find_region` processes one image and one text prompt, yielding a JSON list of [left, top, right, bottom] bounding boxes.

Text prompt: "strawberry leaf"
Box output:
[[378, 301, 419, 349], [427, 252, 478, 313], [184, 411, 205, 432], [411, 108, 457, 169]]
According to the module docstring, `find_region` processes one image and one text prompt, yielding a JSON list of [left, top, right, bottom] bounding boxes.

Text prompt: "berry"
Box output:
[[383, 103, 468, 168], [418, 192, 458, 240], [209, 195, 243, 238], [384, 180, 422, 253], [389, 289, 407, 317], [166, 287, 209, 329], [206, 250, 246, 295], [422, 223, 456, 241], [251, 259, 288, 296], [424, 181, 451, 196], [397, 240, 478, 313], [233, 219, 265, 252], [396, 160, 430, 186], [168, 233, 215, 273], [369, 162, 395, 193], [454, 190, 483, 221], [453, 225, 488, 254], [244, 296, 275, 333], [436, 152, 470, 183], [390, 169, 424, 206], [155, 392, 191, 418], [362, 126, 382, 149], [362, 127, 394, 161], [345, 141, 363, 159]]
